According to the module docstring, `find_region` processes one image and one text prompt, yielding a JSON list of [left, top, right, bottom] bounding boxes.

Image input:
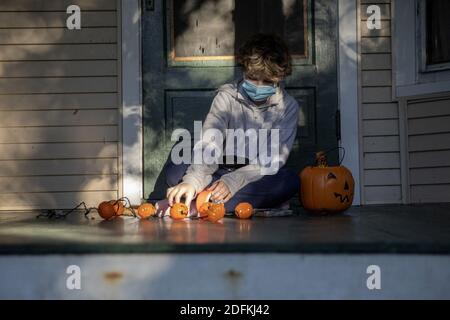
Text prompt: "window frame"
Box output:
[[393, 0, 450, 98]]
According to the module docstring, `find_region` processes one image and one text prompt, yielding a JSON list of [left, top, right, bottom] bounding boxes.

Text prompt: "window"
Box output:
[[393, 0, 450, 97], [421, 0, 450, 71], [169, 0, 310, 63]]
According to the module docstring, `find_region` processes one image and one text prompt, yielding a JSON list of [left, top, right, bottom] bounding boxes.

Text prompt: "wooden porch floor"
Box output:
[[0, 204, 450, 255]]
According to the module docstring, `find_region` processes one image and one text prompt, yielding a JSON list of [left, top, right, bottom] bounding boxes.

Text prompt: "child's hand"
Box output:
[[208, 180, 232, 203], [167, 183, 196, 208]]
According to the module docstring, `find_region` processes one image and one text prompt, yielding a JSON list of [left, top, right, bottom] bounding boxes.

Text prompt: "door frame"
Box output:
[[120, 0, 143, 205], [338, 0, 361, 205], [120, 0, 361, 206]]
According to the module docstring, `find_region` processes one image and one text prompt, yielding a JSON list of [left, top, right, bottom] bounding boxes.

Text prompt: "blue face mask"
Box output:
[[242, 80, 277, 102]]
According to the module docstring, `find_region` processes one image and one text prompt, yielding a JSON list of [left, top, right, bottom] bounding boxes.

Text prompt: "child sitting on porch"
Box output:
[[164, 33, 300, 213]]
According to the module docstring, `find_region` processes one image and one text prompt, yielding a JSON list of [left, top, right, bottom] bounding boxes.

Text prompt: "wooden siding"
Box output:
[[408, 96, 450, 203], [359, 0, 450, 204], [0, 0, 120, 210], [360, 0, 402, 203]]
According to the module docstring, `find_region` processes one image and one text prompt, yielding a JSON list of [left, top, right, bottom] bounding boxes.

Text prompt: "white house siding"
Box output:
[[359, 0, 402, 204], [360, 0, 450, 204], [0, 0, 121, 210], [407, 95, 450, 203]]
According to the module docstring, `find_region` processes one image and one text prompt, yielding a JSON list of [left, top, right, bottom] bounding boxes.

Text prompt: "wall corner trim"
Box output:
[[338, 0, 361, 205]]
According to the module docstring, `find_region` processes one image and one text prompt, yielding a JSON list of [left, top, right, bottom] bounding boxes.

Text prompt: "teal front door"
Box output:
[[142, 0, 338, 199]]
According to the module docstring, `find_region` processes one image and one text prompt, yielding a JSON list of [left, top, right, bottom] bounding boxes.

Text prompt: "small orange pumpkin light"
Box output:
[[196, 190, 213, 214], [196, 190, 227, 221], [202, 202, 226, 223], [137, 203, 156, 219], [198, 202, 211, 218], [235, 202, 253, 219], [110, 200, 125, 216], [170, 203, 189, 220], [98, 201, 116, 220]]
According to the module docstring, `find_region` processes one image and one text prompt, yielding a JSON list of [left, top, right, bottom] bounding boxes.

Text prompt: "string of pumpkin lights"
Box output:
[[36, 149, 354, 221]]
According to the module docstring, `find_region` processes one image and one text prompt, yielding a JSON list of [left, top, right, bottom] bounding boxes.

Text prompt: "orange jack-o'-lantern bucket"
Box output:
[[299, 151, 355, 214]]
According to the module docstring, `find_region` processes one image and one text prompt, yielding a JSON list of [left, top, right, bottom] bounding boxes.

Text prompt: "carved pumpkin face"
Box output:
[[137, 203, 156, 219], [199, 202, 226, 223], [235, 202, 254, 219], [170, 203, 189, 220], [300, 153, 355, 213], [199, 202, 212, 217]]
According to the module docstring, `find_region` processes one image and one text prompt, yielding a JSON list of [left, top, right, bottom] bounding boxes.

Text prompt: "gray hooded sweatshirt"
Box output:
[[182, 79, 299, 197]]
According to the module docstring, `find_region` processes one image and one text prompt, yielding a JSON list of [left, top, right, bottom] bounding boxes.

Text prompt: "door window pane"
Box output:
[[171, 0, 308, 60]]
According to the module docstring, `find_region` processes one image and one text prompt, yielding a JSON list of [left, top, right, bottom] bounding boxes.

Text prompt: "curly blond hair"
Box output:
[[236, 33, 292, 83]]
